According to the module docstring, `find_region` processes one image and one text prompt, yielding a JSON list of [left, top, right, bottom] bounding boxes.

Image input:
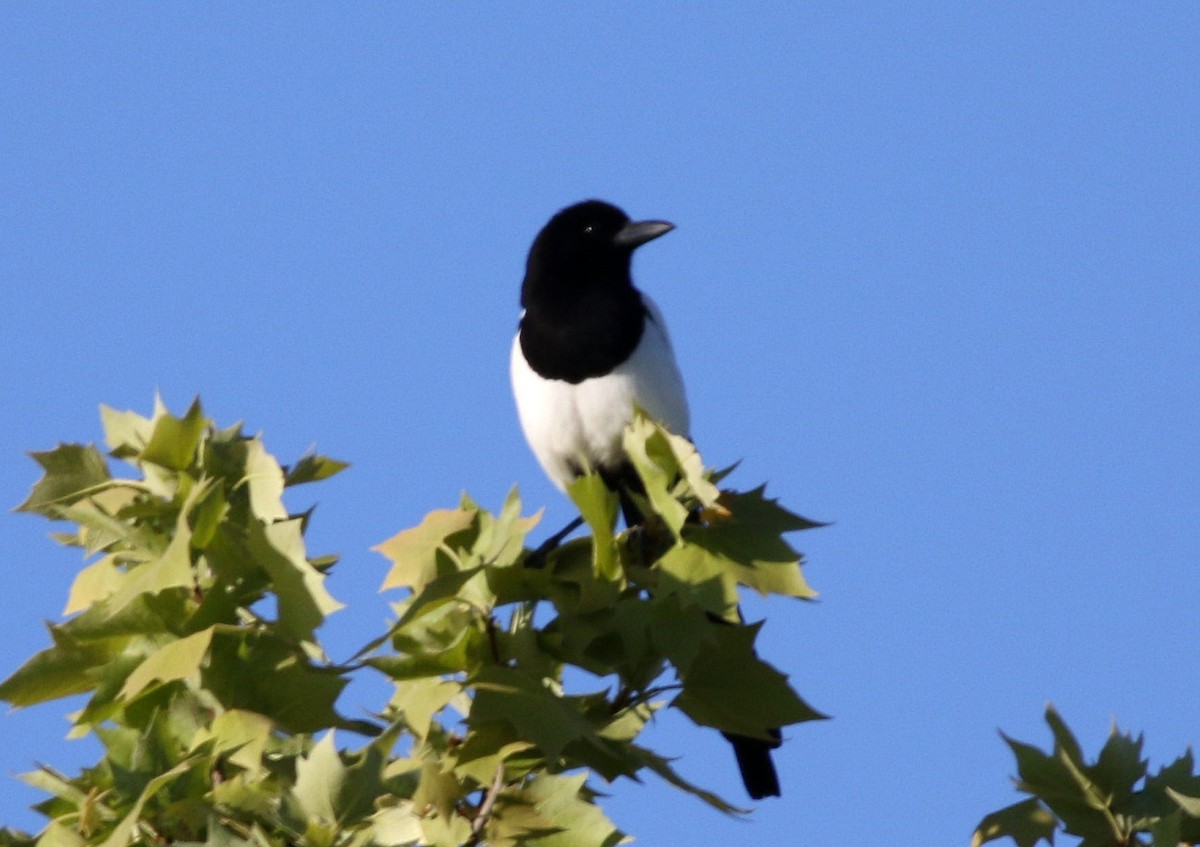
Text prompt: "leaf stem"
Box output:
[[466, 764, 505, 846]]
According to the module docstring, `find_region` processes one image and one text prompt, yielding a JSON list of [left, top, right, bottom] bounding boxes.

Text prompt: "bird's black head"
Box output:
[[521, 200, 673, 309]]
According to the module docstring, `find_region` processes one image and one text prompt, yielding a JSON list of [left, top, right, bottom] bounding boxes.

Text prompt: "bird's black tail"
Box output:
[[723, 730, 782, 800]]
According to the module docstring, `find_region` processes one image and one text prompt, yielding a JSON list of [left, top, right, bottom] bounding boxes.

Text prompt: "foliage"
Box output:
[[974, 705, 1200, 847], [0, 398, 823, 847]]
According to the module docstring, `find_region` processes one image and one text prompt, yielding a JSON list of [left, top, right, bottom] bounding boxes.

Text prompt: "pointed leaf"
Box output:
[[673, 621, 825, 736], [17, 444, 111, 515], [0, 624, 116, 707], [972, 797, 1057, 847], [622, 415, 690, 535], [293, 732, 345, 824], [567, 475, 620, 582], [376, 508, 477, 593], [119, 627, 214, 700], [388, 677, 461, 740], [140, 398, 206, 471], [242, 439, 288, 521], [248, 517, 343, 641], [470, 667, 594, 762], [519, 773, 624, 847], [284, 453, 351, 486]]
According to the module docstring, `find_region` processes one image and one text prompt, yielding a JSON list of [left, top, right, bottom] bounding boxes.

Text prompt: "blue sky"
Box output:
[[2, 4, 1198, 843]]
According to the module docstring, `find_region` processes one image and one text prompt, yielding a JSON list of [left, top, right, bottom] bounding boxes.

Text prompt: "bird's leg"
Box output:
[[525, 515, 585, 569]]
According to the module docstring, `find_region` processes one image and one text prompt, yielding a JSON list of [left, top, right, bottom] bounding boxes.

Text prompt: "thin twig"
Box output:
[[466, 764, 505, 846]]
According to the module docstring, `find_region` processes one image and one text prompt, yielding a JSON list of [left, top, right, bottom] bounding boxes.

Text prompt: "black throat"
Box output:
[[518, 284, 647, 384]]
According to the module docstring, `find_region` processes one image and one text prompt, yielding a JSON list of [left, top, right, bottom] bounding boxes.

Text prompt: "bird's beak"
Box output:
[[613, 219, 675, 248]]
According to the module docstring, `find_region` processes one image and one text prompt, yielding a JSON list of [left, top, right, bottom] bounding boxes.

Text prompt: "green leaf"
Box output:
[[518, 773, 625, 847], [284, 453, 351, 486], [30, 822, 84, 847], [470, 667, 595, 762], [0, 624, 116, 707], [375, 508, 477, 593], [204, 629, 349, 734], [655, 543, 741, 619], [673, 621, 825, 737], [16, 444, 111, 515], [103, 508, 195, 616], [364, 802, 423, 847], [453, 722, 537, 785], [388, 678, 461, 740], [473, 486, 540, 569], [64, 555, 124, 615], [1002, 714, 1119, 844], [412, 760, 464, 825], [292, 732, 346, 826], [567, 475, 620, 582], [190, 709, 274, 776], [370, 602, 487, 680], [683, 486, 820, 599], [100, 404, 154, 456], [119, 627, 214, 700], [248, 517, 344, 642], [417, 807, 472, 847], [621, 415, 691, 535], [140, 397, 207, 471], [1089, 720, 1147, 807], [99, 759, 195, 847], [971, 797, 1057, 847], [242, 438, 288, 522], [1168, 787, 1200, 817]]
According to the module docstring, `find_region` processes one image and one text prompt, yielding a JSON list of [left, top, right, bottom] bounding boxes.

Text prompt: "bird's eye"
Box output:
[[582, 224, 595, 235]]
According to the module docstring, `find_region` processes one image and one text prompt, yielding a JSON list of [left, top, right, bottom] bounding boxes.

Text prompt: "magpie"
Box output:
[[510, 199, 782, 800]]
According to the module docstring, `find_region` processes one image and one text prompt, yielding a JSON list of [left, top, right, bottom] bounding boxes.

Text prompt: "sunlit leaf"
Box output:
[[567, 474, 620, 582], [119, 627, 214, 700], [64, 555, 124, 615], [517, 773, 624, 847], [375, 508, 477, 593], [292, 732, 345, 824], [140, 398, 206, 471], [622, 415, 690, 535], [242, 439, 288, 522]]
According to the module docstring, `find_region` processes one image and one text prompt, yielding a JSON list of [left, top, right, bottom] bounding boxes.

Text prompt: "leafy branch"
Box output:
[[0, 397, 824, 847], [975, 705, 1200, 847]]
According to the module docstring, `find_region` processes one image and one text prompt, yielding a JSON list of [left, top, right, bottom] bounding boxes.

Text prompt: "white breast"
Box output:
[[510, 295, 690, 491]]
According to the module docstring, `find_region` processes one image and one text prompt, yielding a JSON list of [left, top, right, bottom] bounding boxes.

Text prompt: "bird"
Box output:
[[509, 199, 782, 800]]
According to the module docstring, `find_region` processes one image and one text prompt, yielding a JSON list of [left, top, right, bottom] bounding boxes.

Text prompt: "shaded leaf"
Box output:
[[248, 517, 343, 642], [284, 453, 350, 487], [470, 667, 594, 762], [0, 624, 116, 707], [16, 444, 111, 516], [673, 621, 825, 737], [971, 797, 1058, 847]]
